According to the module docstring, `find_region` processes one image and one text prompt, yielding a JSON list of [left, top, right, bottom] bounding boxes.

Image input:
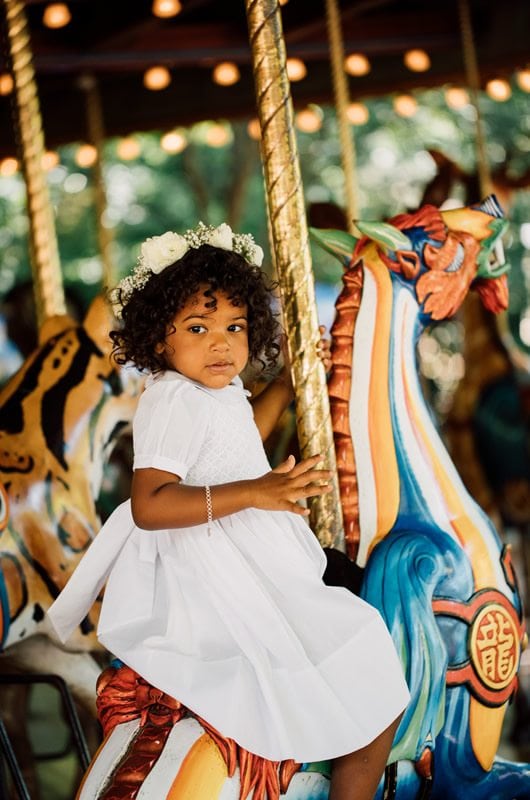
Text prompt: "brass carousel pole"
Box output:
[[3, 0, 66, 324], [457, 0, 493, 197], [325, 0, 358, 229], [79, 73, 114, 290], [245, 0, 344, 548]]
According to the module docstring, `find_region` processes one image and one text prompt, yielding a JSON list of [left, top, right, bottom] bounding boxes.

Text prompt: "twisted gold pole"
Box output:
[[3, 0, 65, 324], [245, 0, 344, 548], [325, 0, 358, 229], [79, 73, 114, 290], [458, 0, 493, 197]]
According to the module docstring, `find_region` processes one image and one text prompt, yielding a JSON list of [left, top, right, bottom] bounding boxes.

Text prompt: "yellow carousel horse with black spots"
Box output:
[[0, 297, 138, 708]]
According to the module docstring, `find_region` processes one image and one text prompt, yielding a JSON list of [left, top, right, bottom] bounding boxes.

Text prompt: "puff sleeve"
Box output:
[[132, 381, 209, 480]]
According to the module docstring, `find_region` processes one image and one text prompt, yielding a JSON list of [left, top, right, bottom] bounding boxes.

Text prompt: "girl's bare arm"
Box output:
[[131, 455, 331, 530], [250, 371, 293, 440], [251, 326, 332, 440]]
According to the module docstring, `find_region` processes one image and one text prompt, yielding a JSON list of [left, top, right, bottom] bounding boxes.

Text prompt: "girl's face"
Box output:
[[156, 290, 249, 389]]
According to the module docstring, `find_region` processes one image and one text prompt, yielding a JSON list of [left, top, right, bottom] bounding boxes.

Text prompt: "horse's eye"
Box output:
[[445, 243, 464, 273]]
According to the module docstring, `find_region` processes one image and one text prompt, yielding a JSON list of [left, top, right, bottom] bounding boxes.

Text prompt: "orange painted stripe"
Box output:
[[365, 254, 400, 542], [402, 359, 496, 589], [166, 733, 228, 800]]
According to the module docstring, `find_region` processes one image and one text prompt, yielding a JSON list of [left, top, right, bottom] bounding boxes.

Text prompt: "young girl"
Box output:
[[48, 222, 409, 800]]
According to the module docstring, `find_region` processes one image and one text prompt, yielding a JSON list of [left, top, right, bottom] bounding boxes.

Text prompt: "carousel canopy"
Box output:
[[0, 0, 529, 155]]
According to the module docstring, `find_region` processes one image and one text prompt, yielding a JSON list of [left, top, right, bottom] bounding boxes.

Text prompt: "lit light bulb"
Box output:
[[0, 73, 14, 96], [0, 157, 18, 177], [445, 87, 470, 109], [75, 144, 98, 168], [344, 53, 370, 77], [486, 78, 511, 101], [152, 0, 181, 18], [286, 58, 307, 82], [42, 151, 60, 170], [295, 107, 323, 133], [247, 118, 261, 140], [205, 124, 231, 148], [212, 62, 240, 87], [144, 66, 171, 90], [403, 49, 431, 72], [117, 137, 141, 160], [43, 3, 71, 29], [393, 94, 418, 117], [516, 69, 530, 92], [161, 130, 187, 153], [346, 102, 369, 125]]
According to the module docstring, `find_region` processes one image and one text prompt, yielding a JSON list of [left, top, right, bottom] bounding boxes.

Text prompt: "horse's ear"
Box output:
[[38, 314, 76, 345], [83, 295, 114, 355], [309, 227, 358, 266], [354, 220, 412, 252]]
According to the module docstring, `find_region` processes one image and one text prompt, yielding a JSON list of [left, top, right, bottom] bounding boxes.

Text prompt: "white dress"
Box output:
[[48, 370, 409, 762]]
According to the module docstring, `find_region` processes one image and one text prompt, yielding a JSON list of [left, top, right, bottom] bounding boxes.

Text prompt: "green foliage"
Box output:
[[0, 83, 529, 352]]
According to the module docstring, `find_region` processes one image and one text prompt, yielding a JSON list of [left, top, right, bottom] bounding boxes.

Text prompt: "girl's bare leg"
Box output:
[[329, 714, 402, 800]]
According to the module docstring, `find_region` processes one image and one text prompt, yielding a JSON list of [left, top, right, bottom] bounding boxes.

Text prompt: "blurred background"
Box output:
[[0, 1, 529, 797]]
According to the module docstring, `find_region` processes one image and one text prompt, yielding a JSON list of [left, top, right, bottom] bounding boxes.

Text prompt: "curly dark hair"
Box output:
[[110, 244, 281, 374]]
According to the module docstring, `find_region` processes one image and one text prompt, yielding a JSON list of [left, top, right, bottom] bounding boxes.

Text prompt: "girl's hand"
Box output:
[[317, 325, 332, 373], [249, 454, 332, 515], [277, 326, 331, 385]]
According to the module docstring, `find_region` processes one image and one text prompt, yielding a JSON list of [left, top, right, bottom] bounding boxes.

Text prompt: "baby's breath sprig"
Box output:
[[110, 222, 264, 319]]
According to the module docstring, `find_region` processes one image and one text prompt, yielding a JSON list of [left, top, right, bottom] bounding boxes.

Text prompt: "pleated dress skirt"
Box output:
[[48, 371, 410, 762]]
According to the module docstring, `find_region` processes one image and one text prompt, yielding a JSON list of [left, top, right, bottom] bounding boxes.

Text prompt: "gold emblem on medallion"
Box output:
[[470, 604, 519, 690]]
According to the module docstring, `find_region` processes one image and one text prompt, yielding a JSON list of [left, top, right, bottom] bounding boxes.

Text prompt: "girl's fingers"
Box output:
[[292, 466, 332, 483], [294, 484, 332, 500], [288, 454, 325, 476], [316, 333, 332, 372], [291, 474, 331, 489], [287, 502, 310, 516], [272, 455, 296, 474]]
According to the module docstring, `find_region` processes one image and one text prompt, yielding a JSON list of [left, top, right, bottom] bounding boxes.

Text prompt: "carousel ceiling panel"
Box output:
[[0, 0, 528, 154]]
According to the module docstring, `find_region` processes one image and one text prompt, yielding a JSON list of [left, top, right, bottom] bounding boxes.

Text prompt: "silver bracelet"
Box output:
[[205, 485, 213, 535]]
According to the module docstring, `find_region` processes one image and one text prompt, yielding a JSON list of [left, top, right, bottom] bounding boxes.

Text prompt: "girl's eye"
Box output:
[[228, 324, 246, 332], [188, 325, 207, 334]]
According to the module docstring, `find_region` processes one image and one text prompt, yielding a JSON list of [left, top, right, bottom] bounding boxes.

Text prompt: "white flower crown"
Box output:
[[111, 222, 264, 318]]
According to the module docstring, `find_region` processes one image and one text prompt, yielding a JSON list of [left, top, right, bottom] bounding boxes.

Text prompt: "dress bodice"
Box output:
[[133, 370, 271, 486]]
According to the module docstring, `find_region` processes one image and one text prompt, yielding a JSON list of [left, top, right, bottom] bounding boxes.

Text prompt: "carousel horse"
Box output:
[[312, 194, 529, 799], [71, 196, 529, 800], [0, 297, 138, 709]]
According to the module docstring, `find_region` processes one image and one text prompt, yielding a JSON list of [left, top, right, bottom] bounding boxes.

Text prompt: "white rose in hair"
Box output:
[[250, 244, 264, 267], [207, 223, 233, 251], [142, 232, 189, 273]]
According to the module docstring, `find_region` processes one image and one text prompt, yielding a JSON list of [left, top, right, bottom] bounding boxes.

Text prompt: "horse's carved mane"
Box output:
[[329, 267, 364, 556], [96, 665, 299, 800], [388, 205, 446, 241]]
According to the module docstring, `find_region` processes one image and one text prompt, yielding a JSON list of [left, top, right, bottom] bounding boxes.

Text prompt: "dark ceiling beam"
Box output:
[[29, 32, 461, 73], [24, 0, 85, 3], [0, 0, 528, 156], [284, 0, 394, 44]]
